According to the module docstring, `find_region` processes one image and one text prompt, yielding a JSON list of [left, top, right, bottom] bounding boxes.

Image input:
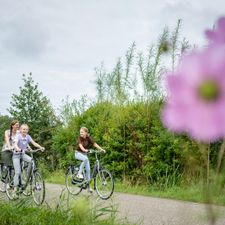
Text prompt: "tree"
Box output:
[[8, 73, 55, 132]]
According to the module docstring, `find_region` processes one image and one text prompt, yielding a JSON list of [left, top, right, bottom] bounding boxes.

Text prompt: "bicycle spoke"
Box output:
[[95, 169, 114, 200]]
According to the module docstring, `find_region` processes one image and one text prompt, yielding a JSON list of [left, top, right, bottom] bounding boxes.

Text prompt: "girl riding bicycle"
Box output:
[[13, 124, 44, 198], [75, 127, 105, 192]]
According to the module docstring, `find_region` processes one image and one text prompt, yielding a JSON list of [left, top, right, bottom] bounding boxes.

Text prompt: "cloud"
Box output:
[[0, 0, 224, 115], [0, 1, 48, 60]]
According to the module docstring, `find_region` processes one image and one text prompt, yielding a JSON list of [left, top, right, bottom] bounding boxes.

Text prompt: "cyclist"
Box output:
[[1, 120, 20, 181], [13, 124, 44, 198], [75, 127, 105, 192]]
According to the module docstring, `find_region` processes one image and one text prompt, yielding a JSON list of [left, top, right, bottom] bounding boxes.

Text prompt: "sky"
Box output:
[[0, 0, 225, 115]]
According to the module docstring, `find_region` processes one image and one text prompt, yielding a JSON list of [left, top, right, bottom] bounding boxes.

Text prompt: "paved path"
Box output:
[[44, 183, 225, 225], [2, 183, 225, 225]]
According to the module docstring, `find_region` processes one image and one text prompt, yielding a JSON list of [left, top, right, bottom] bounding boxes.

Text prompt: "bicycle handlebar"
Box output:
[[3, 148, 14, 152], [26, 148, 45, 153], [12, 147, 45, 154], [88, 149, 106, 154]]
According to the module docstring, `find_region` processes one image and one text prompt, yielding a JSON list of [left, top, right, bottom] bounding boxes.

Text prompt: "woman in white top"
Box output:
[[0, 120, 19, 191], [1, 120, 20, 165]]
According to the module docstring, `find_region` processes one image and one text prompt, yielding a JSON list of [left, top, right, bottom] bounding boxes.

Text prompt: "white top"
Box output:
[[2, 129, 20, 151]]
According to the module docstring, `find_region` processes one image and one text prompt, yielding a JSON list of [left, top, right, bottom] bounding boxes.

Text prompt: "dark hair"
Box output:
[[9, 120, 19, 141]]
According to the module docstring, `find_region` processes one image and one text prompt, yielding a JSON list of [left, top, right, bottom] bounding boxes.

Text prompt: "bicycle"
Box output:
[[66, 149, 114, 200], [5, 148, 45, 205]]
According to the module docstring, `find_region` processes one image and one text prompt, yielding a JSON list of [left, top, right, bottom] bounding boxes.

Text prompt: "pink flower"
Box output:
[[162, 45, 225, 142], [205, 17, 225, 45]]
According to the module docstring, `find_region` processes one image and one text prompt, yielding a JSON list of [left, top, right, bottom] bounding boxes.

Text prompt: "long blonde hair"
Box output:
[[81, 127, 90, 137]]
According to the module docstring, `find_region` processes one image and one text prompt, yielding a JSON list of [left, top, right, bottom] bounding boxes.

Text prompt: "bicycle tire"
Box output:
[[0, 165, 6, 192], [95, 169, 114, 200], [32, 171, 45, 205], [65, 166, 82, 195]]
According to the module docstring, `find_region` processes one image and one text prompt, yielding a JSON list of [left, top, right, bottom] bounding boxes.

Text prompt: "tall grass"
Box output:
[[0, 188, 131, 225]]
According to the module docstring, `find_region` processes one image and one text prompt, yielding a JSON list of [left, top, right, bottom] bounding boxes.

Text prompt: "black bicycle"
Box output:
[[66, 149, 114, 200], [5, 148, 45, 205]]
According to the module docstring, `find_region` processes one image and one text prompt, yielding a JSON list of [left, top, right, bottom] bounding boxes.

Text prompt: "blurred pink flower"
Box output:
[[205, 17, 225, 45], [162, 45, 225, 142]]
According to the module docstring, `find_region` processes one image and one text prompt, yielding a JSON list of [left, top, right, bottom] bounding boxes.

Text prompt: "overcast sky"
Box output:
[[0, 0, 224, 115]]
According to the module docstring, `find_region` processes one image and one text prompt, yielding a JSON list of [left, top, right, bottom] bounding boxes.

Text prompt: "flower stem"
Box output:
[[216, 139, 225, 173]]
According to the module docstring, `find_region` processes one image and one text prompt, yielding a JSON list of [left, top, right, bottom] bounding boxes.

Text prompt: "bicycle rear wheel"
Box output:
[[95, 169, 114, 200], [32, 171, 45, 205], [65, 166, 82, 195]]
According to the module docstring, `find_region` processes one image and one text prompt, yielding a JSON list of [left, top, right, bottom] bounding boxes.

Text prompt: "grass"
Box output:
[[0, 188, 130, 225], [45, 170, 225, 206], [115, 180, 225, 206], [45, 170, 65, 185]]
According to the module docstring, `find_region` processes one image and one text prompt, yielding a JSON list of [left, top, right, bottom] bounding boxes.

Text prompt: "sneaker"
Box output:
[[76, 173, 84, 180]]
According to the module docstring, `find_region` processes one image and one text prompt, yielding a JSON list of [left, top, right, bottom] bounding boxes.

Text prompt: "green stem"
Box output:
[[216, 139, 225, 174]]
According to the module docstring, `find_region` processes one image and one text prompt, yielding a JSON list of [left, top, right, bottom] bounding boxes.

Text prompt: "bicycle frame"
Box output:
[[90, 152, 102, 180]]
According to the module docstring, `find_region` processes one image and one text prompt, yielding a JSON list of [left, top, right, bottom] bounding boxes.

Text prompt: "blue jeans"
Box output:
[[12, 153, 32, 187], [75, 151, 90, 181]]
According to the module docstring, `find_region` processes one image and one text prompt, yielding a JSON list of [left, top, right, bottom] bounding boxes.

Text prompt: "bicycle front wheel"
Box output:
[[32, 171, 45, 205], [95, 169, 114, 200], [0, 166, 6, 192], [66, 166, 82, 195]]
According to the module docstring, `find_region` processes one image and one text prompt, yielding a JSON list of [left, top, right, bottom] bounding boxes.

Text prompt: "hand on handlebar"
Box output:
[[100, 149, 106, 153], [88, 149, 106, 154]]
